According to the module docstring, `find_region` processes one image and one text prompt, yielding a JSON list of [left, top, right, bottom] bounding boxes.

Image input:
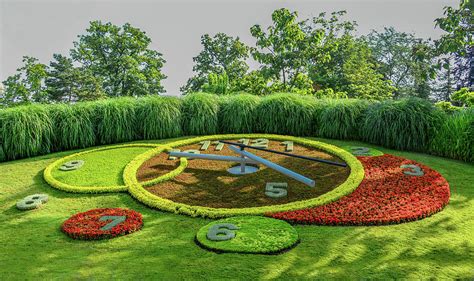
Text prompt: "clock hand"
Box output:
[[228, 145, 315, 187], [219, 140, 347, 167], [167, 151, 259, 165]]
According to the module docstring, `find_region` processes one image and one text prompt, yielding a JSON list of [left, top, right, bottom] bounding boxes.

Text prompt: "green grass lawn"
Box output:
[[0, 137, 473, 280]]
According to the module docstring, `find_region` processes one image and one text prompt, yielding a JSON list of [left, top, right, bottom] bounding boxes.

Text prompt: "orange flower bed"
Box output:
[[269, 154, 450, 225]]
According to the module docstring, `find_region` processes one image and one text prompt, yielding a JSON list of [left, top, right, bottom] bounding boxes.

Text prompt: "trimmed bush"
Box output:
[[218, 93, 260, 133], [136, 96, 183, 140], [430, 109, 474, 162], [49, 104, 95, 151], [361, 98, 445, 152], [256, 93, 316, 136], [0, 105, 53, 160], [91, 97, 138, 145], [181, 92, 219, 135], [317, 99, 369, 140]]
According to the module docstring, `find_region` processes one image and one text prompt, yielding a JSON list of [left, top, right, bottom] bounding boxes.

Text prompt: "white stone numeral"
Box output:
[[206, 223, 239, 241]]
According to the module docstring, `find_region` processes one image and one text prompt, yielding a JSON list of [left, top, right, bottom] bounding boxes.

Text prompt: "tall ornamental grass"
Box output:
[[91, 97, 138, 145], [218, 93, 260, 133], [361, 98, 445, 152], [430, 109, 473, 162], [256, 93, 316, 136], [136, 96, 182, 139], [49, 104, 96, 151], [316, 99, 369, 140], [181, 92, 219, 135], [0, 105, 53, 160]]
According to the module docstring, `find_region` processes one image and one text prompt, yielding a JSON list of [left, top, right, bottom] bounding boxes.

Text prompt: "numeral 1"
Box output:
[[212, 141, 224, 151], [238, 139, 250, 145], [281, 141, 294, 152], [199, 141, 211, 150]]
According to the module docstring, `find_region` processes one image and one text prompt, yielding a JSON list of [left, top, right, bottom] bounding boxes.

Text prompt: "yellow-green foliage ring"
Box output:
[[44, 143, 159, 193], [124, 134, 365, 218]]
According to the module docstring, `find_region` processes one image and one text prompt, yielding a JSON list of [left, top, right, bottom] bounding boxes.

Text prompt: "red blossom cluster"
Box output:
[[269, 154, 450, 225], [62, 208, 143, 240]]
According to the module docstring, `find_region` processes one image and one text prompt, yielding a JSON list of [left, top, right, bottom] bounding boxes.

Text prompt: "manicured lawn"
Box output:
[[0, 137, 472, 280]]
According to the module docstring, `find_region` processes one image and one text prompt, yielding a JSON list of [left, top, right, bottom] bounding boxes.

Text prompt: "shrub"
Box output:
[[49, 103, 96, 151], [218, 93, 260, 133], [256, 93, 316, 136], [435, 101, 462, 114], [361, 98, 445, 152], [317, 99, 369, 140], [430, 108, 474, 162], [91, 97, 138, 145], [181, 92, 219, 135], [136, 96, 182, 140], [0, 105, 53, 160]]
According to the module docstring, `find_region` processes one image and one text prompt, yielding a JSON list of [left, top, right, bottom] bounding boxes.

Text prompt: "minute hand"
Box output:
[[228, 145, 315, 187]]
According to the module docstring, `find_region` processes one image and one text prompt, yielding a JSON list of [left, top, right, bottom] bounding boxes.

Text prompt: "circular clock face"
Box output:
[[136, 138, 350, 208]]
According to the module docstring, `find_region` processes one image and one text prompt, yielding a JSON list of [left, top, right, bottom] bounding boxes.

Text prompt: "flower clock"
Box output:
[[42, 134, 450, 252]]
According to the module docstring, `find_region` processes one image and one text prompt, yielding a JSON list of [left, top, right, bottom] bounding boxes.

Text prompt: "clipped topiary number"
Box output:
[[206, 223, 239, 241], [99, 215, 127, 231], [265, 182, 288, 198], [350, 147, 370, 156], [16, 194, 49, 210], [400, 164, 424, 176], [59, 160, 85, 171]]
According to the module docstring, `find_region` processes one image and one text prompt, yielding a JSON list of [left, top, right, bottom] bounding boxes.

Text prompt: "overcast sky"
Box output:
[[0, 0, 457, 95]]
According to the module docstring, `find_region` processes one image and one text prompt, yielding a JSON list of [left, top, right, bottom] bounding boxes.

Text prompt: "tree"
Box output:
[[1, 56, 48, 107], [435, 0, 473, 89], [250, 8, 316, 88], [45, 54, 105, 102], [70, 21, 166, 97], [181, 33, 249, 93], [200, 72, 231, 95]]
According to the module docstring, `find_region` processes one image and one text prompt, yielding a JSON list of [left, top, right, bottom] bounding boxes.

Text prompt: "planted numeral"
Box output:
[[99, 215, 126, 231], [206, 223, 239, 241], [212, 141, 225, 151], [168, 149, 180, 160], [59, 160, 85, 171], [350, 147, 370, 156], [281, 141, 294, 152], [265, 182, 288, 198], [251, 138, 268, 149], [199, 141, 211, 150], [238, 138, 250, 146], [400, 164, 424, 176]]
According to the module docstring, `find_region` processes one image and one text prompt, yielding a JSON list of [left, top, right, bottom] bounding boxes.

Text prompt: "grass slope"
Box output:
[[0, 137, 473, 280]]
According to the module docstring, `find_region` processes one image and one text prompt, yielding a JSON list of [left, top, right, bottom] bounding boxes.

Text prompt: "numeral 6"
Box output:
[[206, 223, 240, 241]]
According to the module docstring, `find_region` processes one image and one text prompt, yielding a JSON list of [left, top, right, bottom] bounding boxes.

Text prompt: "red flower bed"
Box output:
[[270, 154, 450, 225], [62, 208, 143, 240]]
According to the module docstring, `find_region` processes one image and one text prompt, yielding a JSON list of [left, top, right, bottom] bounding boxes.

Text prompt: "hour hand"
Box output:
[[167, 151, 258, 165]]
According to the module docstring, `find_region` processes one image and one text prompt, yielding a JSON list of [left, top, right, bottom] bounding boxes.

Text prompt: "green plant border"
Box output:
[[341, 146, 384, 157], [44, 143, 160, 193], [123, 134, 364, 218]]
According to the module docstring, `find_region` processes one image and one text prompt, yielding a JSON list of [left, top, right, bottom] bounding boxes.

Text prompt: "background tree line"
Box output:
[[1, 1, 472, 109]]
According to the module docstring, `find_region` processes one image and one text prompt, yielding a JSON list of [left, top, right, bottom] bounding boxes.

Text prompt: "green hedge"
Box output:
[[0, 94, 472, 162]]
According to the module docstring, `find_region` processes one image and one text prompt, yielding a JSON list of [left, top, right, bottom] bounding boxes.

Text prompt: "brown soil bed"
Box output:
[[137, 139, 350, 208]]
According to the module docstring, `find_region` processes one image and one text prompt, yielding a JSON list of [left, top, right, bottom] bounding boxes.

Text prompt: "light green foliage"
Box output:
[[0, 104, 53, 160], [1, 56, 48, 107], [256, 94, 316, 136], [362, 98, 446, 151], [1, 137, 472, 279], [181, 33, 249, 94], [92, 97, 138, 144], [200, 72, 230, 95], [314, 88, 348, 99], [71, 21, 166, 97], [181, 93, 219, 135], [136, 96, 183, 140], [317, 99, 369, 139], [435, 101, 462, 114], [48, 104, 96, 151], [218, 93, 260, 133], [45, 144, 156, 193], [451, 87, 474, 107], [196, 216, 299, 254], [45, 54, 105, 102], [430, 109, 474, 162]]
